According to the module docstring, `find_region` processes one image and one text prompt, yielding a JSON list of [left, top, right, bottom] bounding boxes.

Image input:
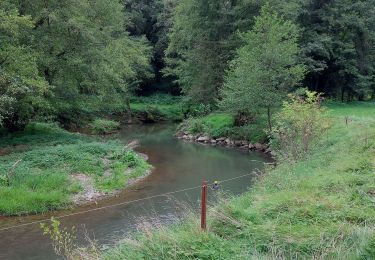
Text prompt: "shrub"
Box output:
[[90, 119, 120, 134], [188, 119, 206, 134], [185, 103, 213, 117], [130, 94, 184, 122], [271, 90, 330, 161]]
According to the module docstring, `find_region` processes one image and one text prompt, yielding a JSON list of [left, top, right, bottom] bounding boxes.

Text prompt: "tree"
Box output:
[[17, 0, 152, 124], [298, 0, 375, 101], [0, 1, 50, 131], [165, 0, 250, 104], [219, 4, 306, 131], [124, 0, 177, 94]]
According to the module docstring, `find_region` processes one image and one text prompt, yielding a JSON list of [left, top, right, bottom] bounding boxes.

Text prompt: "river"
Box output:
[[0, 124, 269, 259]]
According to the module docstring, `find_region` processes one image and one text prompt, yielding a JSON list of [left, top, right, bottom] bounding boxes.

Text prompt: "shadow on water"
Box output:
[[0, 123, 270, 260]]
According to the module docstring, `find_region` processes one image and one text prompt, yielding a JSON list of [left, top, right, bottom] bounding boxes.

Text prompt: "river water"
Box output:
[[0, 124, 269, 259]]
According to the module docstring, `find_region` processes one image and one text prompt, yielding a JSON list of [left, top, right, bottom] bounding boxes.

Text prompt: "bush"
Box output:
[[130, 94, 184, 122], [90, 119, 120, 134], [182, 113, 268, 142], [185, 103, 213, 117], [271, 90, 330, 160]]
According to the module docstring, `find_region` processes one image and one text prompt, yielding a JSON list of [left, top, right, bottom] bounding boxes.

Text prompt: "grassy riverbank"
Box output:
[[103, 102, 375, 259], [179, 113, 269, 143], [130, 94, 184, 122], [0, 123, 150, 216]]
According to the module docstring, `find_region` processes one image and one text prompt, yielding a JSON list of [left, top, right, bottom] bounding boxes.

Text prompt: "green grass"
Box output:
[[326, 101, 375, 118], [181, 112, 269, 142], [184, 113, 233, 137], [0, 123, 150, 216], [103, 102, 375, 259], [130, 94, 184, 122]]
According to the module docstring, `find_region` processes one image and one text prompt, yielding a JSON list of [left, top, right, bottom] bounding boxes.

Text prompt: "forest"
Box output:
[[0, 0, 375, 259], [1, 0, 375, 132]]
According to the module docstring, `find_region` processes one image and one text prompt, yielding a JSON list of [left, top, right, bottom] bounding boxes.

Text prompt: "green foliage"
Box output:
[[181, 112, 269, 142], [40, 217, 77, 259], [130, 94, 184, 121], [0, 0, 153, 131], [184, 103, 213, 117], [271, 90, 331, 161], [183, 113, 233, 137], [0, 123, 150, 216], [103, 102, 375, 259], [165, 0, 255, 104], [124, 0, 176, 93], [0, 1, 50, 131], [220, 4, 306, 131], [41, 217, 100, 259], [299, 0, 375, 101], [90, 119, 120, 135]]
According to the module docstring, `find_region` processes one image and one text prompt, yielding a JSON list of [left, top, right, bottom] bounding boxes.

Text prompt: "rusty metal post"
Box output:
[[201, 180, 208, 231]]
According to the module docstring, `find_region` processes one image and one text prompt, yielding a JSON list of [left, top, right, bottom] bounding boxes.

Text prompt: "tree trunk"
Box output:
[[267, 106, 272, 132], [341, 86, 345, 103], [125, 98, 132, 124]]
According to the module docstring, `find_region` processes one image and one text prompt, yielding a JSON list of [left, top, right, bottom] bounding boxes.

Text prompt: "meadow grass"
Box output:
[[0, 123, 150, 216], [103, 102, 375, 259]]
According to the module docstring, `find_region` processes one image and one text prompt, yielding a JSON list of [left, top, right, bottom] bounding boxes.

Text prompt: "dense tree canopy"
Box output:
[[219, 5, 306, 131], [165, 0, 375, 104], [298, 0, 375, 101], [165, 0, 250, 104], [1, 0, 374, 131], [0, 0, 152, 130], [0, 0, 50, 131]]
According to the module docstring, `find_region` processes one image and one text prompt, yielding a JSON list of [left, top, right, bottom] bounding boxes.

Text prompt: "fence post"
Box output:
[[201, 180, 208, 231]]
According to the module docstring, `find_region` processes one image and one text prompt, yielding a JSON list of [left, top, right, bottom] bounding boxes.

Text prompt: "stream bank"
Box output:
[[0, 123, 270, 260]]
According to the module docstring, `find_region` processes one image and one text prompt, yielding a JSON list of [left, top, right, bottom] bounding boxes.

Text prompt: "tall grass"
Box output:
[[103, 102, 375, 259]]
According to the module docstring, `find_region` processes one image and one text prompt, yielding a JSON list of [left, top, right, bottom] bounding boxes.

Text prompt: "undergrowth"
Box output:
[[131, 94, 184, 122], [90, 118, 120, 135]]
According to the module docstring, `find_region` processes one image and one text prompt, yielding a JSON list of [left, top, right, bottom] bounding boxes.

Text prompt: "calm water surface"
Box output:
[[0, 124, 269, 259]]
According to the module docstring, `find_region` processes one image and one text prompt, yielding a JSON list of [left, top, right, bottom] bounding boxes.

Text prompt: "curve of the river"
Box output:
[[0, 124, 270, 260]]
